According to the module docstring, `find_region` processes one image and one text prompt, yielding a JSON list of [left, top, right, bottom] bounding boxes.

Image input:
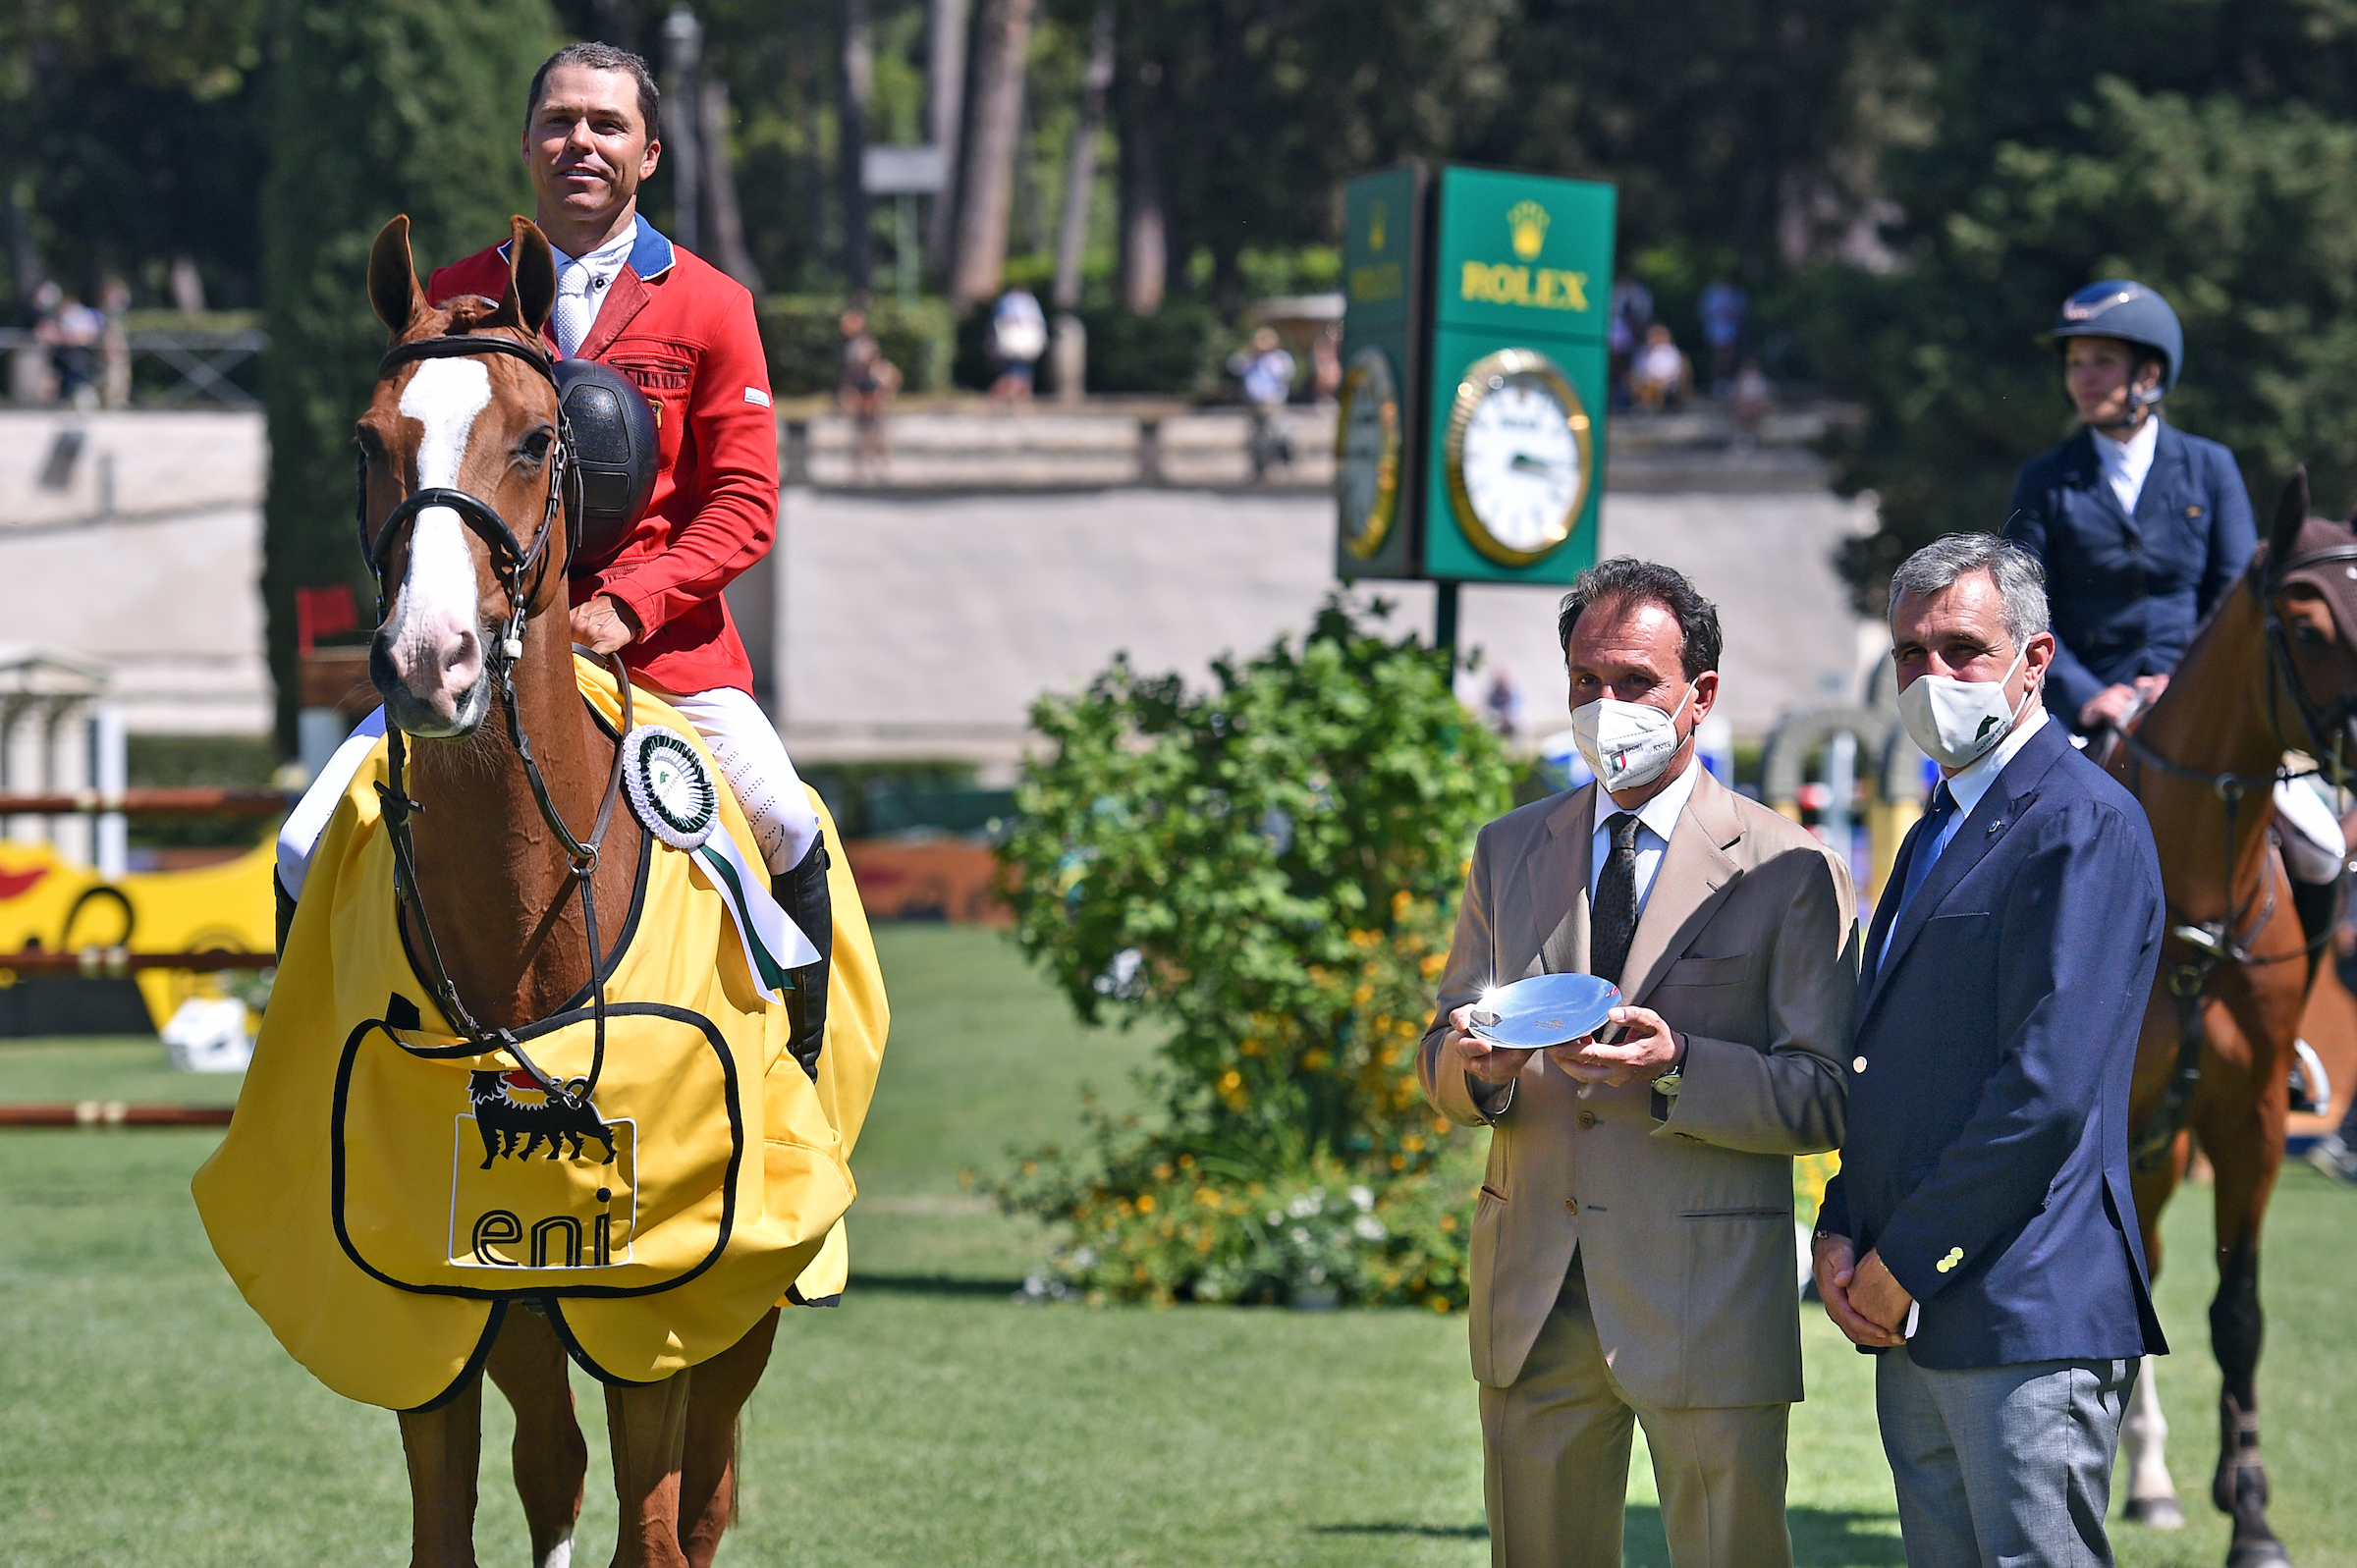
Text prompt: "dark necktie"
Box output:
[[1892, 783, 1959, 923], [1592, 812, 1642, 984]]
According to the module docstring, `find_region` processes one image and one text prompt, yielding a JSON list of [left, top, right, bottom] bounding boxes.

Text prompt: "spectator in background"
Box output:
[[99, 278, 132, 408], [1608, 276, 1653, 406], [1231, 326, 1298, 479], [1731, 357, 1773, 443], [1629, 323, 1691, 411], [35, 283, 104, 409], [1700, 278, 1747, 395], [1484, 669, 1523, 738], [1311, 322, 1343, 403], [839, 299, 903, 485], [987, 286, 1049, 400]]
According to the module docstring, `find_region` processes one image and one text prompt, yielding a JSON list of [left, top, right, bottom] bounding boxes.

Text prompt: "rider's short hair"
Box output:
[[1890, 532, 2051, 652], [527, 43, 660, 141], [1559, 558, 1724, 679]]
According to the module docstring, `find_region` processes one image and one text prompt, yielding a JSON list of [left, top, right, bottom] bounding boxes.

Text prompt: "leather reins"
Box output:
[[357, 329, 627, 1108], [2116, 540, 2357, 1167]]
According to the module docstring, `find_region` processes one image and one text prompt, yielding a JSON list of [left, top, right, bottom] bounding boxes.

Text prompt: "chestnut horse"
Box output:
[[2106, 471, 2357, 1568], [358, 213, 775, 1568]]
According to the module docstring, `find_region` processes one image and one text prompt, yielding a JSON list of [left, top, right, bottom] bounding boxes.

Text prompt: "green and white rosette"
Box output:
[[621, 725, 818, 996]]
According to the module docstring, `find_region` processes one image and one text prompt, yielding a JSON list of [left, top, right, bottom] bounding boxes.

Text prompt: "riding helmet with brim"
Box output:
[[2049, 280, 2183, 399], [554, 357, 659, 573]]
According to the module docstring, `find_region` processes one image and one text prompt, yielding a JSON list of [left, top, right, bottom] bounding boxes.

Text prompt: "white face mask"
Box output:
[[1897, 648, 2029, 769], [1572, 682, 1692, 793]]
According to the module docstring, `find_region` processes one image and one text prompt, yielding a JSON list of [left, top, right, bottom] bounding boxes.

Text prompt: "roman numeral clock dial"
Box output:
[[1442, 348, 1595, 568]]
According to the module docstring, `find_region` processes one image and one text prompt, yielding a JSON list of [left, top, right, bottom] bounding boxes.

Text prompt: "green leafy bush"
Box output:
[[759, 295, 953, 398], [991, 599, 1514, 1307]]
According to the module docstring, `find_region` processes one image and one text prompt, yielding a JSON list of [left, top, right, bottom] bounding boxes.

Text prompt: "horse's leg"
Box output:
[[2126, 996, 2191, 1529], [2204, 1090, 2293, 1568], [679, 1308, 782, 1568], [398, 1372, 485, 1568], [607, 1373, 693, 1568], [485, 1308, 587, 1568]]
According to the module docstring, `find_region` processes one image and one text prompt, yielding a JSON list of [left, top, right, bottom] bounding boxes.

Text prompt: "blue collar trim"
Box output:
[[493, 215, 674, 280]]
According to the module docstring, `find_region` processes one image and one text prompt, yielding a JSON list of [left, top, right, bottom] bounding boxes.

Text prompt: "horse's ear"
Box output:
[[2273, 466, 2312, 564], [497, 216, 558, 339], [368, 216, 425, 338]]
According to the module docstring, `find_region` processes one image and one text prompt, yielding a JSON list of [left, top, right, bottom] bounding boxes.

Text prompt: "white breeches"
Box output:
[[276, 683, 819, 901], [2275, 774, 2348, 886]]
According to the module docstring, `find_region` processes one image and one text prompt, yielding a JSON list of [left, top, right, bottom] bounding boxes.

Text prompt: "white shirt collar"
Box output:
[[1946, 707, 2049, 820], [1594, 753, 1702, 845], [551, 220, 638, 288], [2093, 413, 2161, 514]]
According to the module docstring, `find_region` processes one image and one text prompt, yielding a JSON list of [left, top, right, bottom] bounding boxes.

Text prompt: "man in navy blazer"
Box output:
[[1814, 533, 2168, 1566]]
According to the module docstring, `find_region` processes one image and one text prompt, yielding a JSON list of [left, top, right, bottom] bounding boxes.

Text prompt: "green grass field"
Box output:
[[3, 924, 2354, 1566]]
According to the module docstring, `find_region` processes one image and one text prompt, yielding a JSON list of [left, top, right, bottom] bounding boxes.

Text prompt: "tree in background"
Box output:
[[992, 602, 1514, 1306], [259, 0, 555, 746], [1806, 0, 2357, 606]]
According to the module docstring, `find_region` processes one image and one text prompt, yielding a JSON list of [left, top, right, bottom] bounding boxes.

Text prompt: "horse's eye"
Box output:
[[521, 429, 554, 464]]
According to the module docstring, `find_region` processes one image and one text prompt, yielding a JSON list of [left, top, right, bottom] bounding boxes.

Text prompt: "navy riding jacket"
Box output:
[[1818, 719, 2169, 1370], [2002, 421, 2256, 732]]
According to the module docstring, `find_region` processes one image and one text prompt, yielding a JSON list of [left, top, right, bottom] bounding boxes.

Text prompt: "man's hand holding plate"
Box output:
[[1549, 1004, 1684, 1087], [1449, 1003, 1535, 1085]]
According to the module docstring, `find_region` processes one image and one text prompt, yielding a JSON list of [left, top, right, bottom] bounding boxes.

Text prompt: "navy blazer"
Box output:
[[1818, 718, 2168, 1370], [2002, 421, 2256, 730]]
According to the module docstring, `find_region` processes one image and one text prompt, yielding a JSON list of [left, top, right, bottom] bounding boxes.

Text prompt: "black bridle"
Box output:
[[2116, 537, 2357, 1167], [357, 329, 624, 1108]]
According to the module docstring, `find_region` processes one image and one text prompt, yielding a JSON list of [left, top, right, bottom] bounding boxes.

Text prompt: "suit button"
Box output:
[[1565, 1198, 1579, 1215], [1578, 1110, 1598, 1129], [1852, 1055, 1868, 1073]]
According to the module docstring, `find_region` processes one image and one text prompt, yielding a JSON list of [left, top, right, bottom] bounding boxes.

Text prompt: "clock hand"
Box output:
[[1508, 453, 1563, 473]]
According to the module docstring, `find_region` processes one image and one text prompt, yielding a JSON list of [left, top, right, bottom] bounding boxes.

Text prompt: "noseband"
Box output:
[[356, 329, 624, 1106]]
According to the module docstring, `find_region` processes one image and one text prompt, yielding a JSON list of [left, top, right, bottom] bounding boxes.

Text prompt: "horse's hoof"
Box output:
[[2126, 1495, 2186, 1530], [2226, 1541, 2294, 1568]]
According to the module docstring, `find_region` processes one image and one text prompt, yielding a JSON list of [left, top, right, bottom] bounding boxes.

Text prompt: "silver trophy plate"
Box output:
[[1466, 972, 1620, 1050]]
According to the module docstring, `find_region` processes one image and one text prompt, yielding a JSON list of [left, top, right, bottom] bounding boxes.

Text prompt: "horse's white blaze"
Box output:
[[388, 358, 494, 705], [2124, 1353, 2177, 1505]]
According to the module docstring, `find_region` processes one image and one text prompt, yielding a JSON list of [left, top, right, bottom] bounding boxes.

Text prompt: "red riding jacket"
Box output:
[[428, 218, 777, 697]]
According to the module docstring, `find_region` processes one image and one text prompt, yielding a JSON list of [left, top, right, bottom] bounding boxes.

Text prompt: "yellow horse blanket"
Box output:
[[193, 661, 887, 1411]]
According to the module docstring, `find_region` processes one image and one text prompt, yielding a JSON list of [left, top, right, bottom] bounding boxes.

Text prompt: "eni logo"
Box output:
[[1369, 199, 1388, 252], [1508, 200, 1550, 260]]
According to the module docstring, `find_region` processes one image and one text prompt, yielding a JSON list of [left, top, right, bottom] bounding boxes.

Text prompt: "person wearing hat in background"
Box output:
[[2002, 280, 2347, 1114]]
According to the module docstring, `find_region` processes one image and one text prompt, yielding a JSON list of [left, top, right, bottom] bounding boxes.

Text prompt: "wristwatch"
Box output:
[[1652, 1032, 1687, 1096]]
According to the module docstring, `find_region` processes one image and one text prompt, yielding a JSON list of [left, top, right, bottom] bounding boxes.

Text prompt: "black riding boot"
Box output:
[[772, 839, 833, 1081], [2291, 874, 2336, 993]]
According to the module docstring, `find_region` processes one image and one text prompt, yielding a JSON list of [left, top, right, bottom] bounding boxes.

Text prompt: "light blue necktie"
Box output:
[[553, 259, 595, 359], [1878, 783, 1958, 975]]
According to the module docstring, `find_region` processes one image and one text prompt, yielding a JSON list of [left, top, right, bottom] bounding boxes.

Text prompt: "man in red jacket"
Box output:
[[283, 42, 832, 1064]]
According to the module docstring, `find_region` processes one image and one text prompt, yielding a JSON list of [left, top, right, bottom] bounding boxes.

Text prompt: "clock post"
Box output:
[[1335, 163, 1617, 635]]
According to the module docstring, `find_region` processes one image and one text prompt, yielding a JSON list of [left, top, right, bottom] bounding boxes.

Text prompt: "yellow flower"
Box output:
[[1439, 1213, 1458, 1233], [1218, 1069, 1243, 1093], [1241, 1038, 1262, 1056], [1429, 1295, 1452, 1313], [1153, 1162, 1174, 1181], [1390, 1154, 1406, 1171], [1392, 889, 1413, 919], [1302, 1049, 1332, 1071], [1178, 1154, 1196, 1169], [1195, 1187, 1222, 1208], [1136, 1194, 1157, 1215], [1419, 953, 1446, 979], [1403, 1133, 1425, 1154]]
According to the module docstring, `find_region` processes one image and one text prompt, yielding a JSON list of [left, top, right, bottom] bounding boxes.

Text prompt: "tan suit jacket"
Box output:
[[1419, 765, 1858, 1408]]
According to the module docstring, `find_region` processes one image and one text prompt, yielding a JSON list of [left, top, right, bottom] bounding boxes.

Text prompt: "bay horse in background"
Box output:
[[2106, 469, 2357, 1568], [360, 214, 774, 1568]]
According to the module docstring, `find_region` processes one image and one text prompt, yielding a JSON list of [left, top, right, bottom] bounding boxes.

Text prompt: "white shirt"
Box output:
[[1589, 755, 1702, 918], [2093, 413, 2160, 517], [1879, 707, 2049, 966], [550, 222, 638, 357]]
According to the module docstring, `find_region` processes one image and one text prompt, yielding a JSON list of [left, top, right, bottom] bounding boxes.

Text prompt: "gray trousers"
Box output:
[[1876, 1345, 2135, 1568], [1480, 1254, 1792, 1568]]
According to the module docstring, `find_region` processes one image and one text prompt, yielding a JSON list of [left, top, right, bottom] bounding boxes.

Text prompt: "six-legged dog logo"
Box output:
[[466, 1069, 619, 1168]]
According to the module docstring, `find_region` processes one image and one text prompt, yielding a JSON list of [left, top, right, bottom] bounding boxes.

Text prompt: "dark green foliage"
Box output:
[[258, 0, 556, 747], [948, 296, 1230, 396], [759, 295, 954, 396], [1811, 3, 2357, 608], [991, 599, 1514, 1303]]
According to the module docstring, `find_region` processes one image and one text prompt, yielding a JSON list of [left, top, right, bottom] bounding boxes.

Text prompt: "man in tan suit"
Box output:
[[1419, 558, 1858, 1568]]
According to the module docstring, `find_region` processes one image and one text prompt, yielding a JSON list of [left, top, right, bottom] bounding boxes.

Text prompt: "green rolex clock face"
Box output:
[[1442, 347, 1595, 568], [1336, 347, 1403, 560]]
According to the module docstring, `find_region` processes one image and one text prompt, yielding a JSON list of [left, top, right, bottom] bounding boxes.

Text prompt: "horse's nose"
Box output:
[[373, 608, 483, 725]]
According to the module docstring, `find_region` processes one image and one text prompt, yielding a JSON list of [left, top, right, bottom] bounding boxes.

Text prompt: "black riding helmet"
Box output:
[[2048, 280, 2183, 412], [553, 358, 659, 574]]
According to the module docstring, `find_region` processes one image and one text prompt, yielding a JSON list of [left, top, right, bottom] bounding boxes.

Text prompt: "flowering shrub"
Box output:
[[992, 599, 1515, 1306]]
